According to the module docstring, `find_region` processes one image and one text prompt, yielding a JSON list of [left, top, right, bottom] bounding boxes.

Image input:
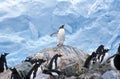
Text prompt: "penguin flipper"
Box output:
[[50, 32, 58, 37]]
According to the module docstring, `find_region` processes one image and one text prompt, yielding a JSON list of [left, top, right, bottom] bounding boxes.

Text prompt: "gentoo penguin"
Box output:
[[10, 68, 21, 79], [48, 54, 62, 70], [95, 45, 109, 64], [99, 49, 109, 64], [107, 44, 120, 70], [108, 54, 120, 70], [0, 52, 9, 73], [26, 59, 46, 79], [50, 25, 65, 46], [84, 52, 97, 69]]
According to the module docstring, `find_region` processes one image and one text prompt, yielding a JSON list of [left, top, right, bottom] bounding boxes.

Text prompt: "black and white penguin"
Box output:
[[95, 45, 109, 64], [0, 52, 9, 73], [10, 67, 21, 79], [108, 54, 120, 70], [50, 25, 65, 46], [26, 59, 46, 79], [99, 49, 109, 64], [48, 54, 62, 70], [84, 52, 97, 69], [108, 44, 120, 70]]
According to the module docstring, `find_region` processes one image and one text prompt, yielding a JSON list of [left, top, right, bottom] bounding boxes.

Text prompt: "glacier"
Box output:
[[0, 0, 120, 67]]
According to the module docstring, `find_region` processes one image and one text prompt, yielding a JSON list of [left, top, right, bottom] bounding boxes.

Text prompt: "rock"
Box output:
[[79, 70, 101, 79], [28, 45, 89, 76], [63, 62, 84, 76], [65, 76, 77, 79], [0, 45, 89, 79], [0, 69, 12, 79], [14, 62, 33, 78], [101, 70, 120, 79], [35, 74, 53, 79]]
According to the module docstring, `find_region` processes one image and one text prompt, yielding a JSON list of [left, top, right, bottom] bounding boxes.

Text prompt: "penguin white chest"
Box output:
[[36, 66, 42, 76], [101, 53, 109, 64], [57, 29, 65, 45], [110, 57, 116, 70]]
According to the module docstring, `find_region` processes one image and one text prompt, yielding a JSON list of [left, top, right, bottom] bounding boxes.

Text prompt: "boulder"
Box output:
[[101, 70, 120, 79], [0, 45, 89, 78], [14, 62, 33, 78], [0, 69, 12, 79], [35, 74, 53, 79], [79, 70, 101, 79], [28, 45, 89, 76]]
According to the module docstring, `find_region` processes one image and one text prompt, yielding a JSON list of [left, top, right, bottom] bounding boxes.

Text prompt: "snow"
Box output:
[[0, 0, 120, 67]]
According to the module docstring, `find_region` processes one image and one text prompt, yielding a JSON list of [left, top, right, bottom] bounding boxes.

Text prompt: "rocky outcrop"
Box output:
[[28, 45, 89, 76], [1, 45, 120, 79], [0, 45, 88, 79], [102, 70, 120, 79], [0, 69, 12, 79]]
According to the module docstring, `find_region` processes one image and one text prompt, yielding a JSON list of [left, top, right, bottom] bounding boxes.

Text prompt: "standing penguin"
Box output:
[[26, 59, 46, 79], [83, 52, 97, 69], [108, 44, 120, 70], [99, 49, 109, 64], [43, 54, 64, 79], [0, 52, 9, 73], [48, 54, 62, 70], [50, 25, 65, 46], [107, 54, 120, 70]]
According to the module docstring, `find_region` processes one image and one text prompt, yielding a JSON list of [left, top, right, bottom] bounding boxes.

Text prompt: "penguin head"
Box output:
[[4, 52, 9, 56], [1, 52, 9, 57], [100, 45, 104, 47], [59, 25, 64, 29], [90, 52, 97, 64], [104, 48, 109, 52], [57, 53, 63, 57], [36, 59, 46, 64]]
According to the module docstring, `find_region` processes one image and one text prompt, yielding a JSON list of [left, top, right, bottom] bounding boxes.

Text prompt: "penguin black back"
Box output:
[[10, 68, 21, 79], [96, 45, 104, 54], [84, 52, 97, 68], [48, 54, 62, 70], [0, 52, 9, 73], [114, 54, 120, 70], [26, 59, 46, 79]]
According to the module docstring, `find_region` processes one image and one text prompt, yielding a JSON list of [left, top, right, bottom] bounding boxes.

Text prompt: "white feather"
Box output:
[[101, 53, 109, 64], [57, 28, 65, 45], [36, 66, 42, 76], [30, 71, 34, 79], [3, 63, 6, 72], [52, 60, 56, 69], [51, 72, 58, 76], [110, 57, 116, 70]]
